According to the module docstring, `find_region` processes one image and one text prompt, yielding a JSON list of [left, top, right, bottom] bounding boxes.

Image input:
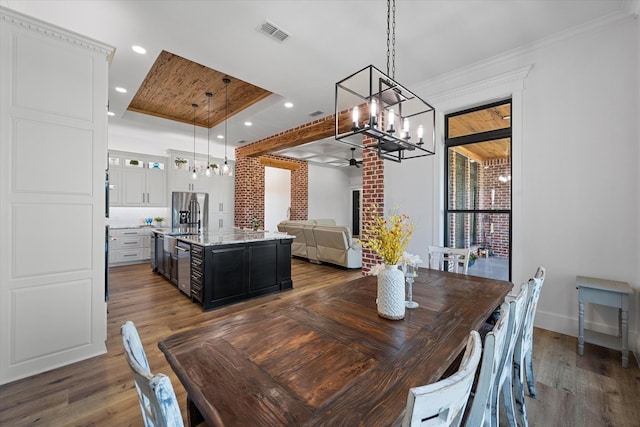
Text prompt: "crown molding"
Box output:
[[0, 6, 114, 60], [417, 8, 634, 104]]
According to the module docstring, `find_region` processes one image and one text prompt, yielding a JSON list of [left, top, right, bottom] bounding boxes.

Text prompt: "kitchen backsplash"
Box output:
[[109, 207, 170, 228]]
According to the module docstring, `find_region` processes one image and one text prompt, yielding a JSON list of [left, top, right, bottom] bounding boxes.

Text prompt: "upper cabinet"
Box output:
[[167, 150, 234, 196], [167, 150, 235, 228], [109, 151, 167, 207]]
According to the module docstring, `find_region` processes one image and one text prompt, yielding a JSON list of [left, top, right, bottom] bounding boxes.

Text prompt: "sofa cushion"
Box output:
[[312, 226, 361, 268], [276, 220, 360, 268]]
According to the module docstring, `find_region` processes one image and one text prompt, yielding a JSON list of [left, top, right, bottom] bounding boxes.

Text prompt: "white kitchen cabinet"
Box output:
[[109, 228, 152, 265], [107, 167, 122, 206], [0, 7, 113, 384], [110, 151, 167, 207], [165, 150, 236, 228], [172, 169, 211, 192]]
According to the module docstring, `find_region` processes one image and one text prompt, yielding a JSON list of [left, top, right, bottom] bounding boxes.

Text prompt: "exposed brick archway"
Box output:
[[233, 114, 382, 274]]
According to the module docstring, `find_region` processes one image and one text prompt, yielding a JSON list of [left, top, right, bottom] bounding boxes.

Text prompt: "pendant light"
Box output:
[[221, 77, 233, 176], [205, 92, 212, 177], [334, 0, 436, 162], [191, 103, 198, 180]]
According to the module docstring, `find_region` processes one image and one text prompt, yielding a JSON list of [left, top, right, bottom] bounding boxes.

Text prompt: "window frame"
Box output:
[[444, 99, 513, 281]]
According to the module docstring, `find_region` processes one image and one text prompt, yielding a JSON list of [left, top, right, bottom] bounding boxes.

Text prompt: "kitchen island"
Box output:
[[153, 229, 293, 311]]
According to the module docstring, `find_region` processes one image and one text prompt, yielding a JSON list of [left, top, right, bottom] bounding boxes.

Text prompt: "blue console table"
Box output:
[[576, 275, 632, 368]]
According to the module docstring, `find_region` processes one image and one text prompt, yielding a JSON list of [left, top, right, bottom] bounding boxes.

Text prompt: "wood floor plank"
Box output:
[[0, 260, 638, 426]]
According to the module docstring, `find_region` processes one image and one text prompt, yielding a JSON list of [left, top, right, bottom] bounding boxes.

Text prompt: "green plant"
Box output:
[[174, 157, 187, 165], [154, 217, 165, 223], [209, 163, 218, 169], [129, 159, 139, 165]]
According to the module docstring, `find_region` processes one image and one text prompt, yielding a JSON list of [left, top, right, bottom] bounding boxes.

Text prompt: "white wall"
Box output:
[[308, 164, 352, 227], [390, 14, 639, 353], [264, 166, 291, 232]]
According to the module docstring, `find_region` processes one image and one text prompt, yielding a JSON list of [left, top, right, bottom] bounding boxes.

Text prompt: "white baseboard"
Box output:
[[535, 309, 639, 367]]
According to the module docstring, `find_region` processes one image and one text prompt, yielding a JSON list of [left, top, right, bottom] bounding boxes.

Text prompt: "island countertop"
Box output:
[[154, 228, 294, 246]]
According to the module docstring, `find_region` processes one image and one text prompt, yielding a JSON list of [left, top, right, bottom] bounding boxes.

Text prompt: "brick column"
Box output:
[[234, 152, 308, 228], [361, 136, 384, 272], [234, 155, 264, 229]]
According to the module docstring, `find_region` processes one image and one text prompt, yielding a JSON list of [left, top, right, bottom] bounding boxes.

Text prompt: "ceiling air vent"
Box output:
[[257, 20, 291, 43], [308, 110, 324, 117]]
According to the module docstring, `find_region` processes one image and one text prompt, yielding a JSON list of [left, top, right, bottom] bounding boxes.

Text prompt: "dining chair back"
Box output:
[[492, 282, 528, 427], [403, 330, 483, 427], [121, 321, 184, 427], [513, 266, 546, 427], [463, 302, 510, 427], [427, 246, 471, 274]]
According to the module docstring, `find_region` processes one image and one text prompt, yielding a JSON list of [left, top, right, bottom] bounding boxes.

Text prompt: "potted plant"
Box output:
[[209, 163, 219, 174], [129, 159, 139, 166], [154, 216, 165, 226], [468, 252, 478, 267], [174, 158, 187, 170]]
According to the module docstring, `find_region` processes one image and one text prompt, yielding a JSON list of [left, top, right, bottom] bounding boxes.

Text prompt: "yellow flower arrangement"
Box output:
[[359, 204, 415, 265]]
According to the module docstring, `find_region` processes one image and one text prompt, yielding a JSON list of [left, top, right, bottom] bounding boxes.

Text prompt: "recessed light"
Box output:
[[244, 121, 252, 126], [131, 45, 147, 54], [107, 111, 115, 116], [115, 87, 127, 93], [217, 135, 224, 139], [502, 115, 511, 120], [284, 102, 293, 108]]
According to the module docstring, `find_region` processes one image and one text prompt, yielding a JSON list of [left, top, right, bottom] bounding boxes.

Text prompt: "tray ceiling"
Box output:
[[127, 50, 272, 128]]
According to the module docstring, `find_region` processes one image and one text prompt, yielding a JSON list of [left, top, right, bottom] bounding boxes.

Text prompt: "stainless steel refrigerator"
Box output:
[[172, 191, 209, 234]]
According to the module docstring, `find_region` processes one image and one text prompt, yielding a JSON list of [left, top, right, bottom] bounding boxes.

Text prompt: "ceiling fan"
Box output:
[[346, 147, 363, 168]]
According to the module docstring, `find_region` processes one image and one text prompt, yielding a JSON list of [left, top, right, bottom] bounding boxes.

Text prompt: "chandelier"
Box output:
[[335, 0, 435, 162]]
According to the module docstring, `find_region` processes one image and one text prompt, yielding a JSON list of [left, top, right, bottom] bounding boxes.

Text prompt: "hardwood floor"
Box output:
[[0, 260, 638, 426]]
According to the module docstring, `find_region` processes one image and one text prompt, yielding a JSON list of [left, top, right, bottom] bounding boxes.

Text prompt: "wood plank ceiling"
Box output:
[[448, 102, 511, 161], [127, 51, 510, 163], [127, 50, 272, 128]]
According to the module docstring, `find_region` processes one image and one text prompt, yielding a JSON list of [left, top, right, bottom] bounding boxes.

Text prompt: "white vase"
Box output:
[[377, 264, 405, 320]]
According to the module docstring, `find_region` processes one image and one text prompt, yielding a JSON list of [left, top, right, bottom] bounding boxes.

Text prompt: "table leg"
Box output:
[[187, 395, 204, 427], [578, 300, 584, 356], [621, 308, 629, 368]]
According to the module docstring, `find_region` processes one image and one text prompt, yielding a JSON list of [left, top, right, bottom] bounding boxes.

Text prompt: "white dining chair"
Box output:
[[463, 302, 510, 427], [121, 321, 185, 427], [427, 246, 471, 274], [513, 266, 546, 427], [492, 282, 528, 427], [403, 330, 483, 427]]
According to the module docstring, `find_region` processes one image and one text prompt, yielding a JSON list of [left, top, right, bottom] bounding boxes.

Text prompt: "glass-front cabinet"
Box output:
[[109, 151, 167, 207]]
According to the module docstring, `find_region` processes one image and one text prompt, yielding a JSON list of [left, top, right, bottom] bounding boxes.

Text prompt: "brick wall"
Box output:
[[448, 153, 510, 258], [233, 152, 308, 228], [361, 136, 385, 272], [479, 157, 510, 258]]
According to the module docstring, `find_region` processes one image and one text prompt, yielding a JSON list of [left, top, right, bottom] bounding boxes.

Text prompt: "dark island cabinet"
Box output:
[[197, 238, 292, 311]]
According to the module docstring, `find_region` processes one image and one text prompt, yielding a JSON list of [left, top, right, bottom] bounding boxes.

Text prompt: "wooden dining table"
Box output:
[[158, 268, 513, 426]]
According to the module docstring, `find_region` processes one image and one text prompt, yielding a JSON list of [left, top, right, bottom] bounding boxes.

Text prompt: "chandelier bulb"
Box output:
[[205, 166, 211, 177], [387, 109, 395, 132], [370, 99, 377, 127], [352, 106, 359, 129], [191, 168, 197, 180]]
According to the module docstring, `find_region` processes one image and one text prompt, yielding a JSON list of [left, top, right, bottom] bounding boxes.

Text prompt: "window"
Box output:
[[445, 100, 512, 281]]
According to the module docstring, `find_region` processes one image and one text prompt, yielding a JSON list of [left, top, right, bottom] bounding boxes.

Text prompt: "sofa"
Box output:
[[277, 220, 362, 269]]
